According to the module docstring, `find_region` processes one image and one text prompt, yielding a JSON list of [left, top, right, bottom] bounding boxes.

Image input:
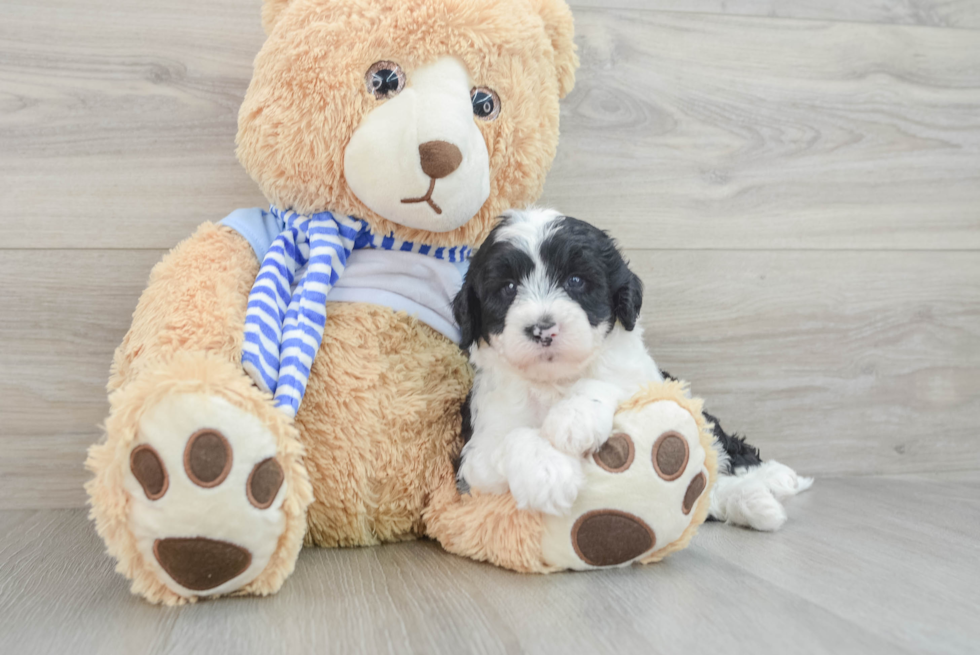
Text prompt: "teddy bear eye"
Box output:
[[366, 61, 406, 99], [471, 87, 501, 121]]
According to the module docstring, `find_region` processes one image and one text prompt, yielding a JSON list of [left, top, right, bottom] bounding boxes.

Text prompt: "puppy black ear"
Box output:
[[453, 277, 482, 349], [614, 270, 644, 331]]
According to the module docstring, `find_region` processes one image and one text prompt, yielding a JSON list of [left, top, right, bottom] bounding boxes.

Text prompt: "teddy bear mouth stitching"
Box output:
[[401, 177, 443, 215]]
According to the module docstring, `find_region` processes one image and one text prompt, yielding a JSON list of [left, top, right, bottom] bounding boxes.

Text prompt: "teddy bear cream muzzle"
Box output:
[[344, 56, 491, 233]]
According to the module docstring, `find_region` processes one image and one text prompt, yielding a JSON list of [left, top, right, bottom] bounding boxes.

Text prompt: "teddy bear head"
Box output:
[[237, 0, 577, 247]]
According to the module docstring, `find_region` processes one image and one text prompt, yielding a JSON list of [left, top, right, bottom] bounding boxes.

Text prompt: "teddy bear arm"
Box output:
[[88, 221, 314, 604], [109, 222, 259, 393]]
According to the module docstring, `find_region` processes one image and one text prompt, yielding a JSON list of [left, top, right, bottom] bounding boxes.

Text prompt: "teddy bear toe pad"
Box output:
[[125, 393, 288, 597], [541, 399, 709, 570]]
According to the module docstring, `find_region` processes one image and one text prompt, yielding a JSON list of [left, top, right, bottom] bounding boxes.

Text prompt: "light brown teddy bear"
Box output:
[[86, 0, 718, 605]]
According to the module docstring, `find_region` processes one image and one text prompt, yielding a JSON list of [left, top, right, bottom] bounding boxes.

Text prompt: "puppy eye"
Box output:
[[565, 275, 586, 291], [366, 61, 406, 99], [471, 87, 501, 121], [499, 281, 518, 298]]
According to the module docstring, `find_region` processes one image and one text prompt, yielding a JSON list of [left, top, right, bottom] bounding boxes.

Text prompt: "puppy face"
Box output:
[[454, 209, 643, 382]]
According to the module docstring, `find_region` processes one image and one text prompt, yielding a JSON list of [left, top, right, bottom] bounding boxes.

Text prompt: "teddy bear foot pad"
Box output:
[[541, 398, 710, 570], [125, 393, 289, 597]]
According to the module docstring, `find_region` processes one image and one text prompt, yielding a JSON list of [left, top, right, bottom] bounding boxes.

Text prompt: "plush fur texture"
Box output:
[[294, 303, 472, 547], [428, 379, 719, 572]]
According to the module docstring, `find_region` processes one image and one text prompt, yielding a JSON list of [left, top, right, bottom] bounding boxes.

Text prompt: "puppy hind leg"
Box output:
[[709, 472, 787, 532], [710, 461, 813, 531], [754, 460, 814, 500], [700, 406, 812, 530]]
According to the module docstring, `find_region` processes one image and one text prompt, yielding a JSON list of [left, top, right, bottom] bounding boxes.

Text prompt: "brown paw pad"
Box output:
[[593, 433, 635, 473], [184, 429, 232, 488], [247, 458, 284, 509], [153, 537, 252, 591], [131, 445, 168, 500], [652, 431, 689, 481], [683, 471, 707, 515], [572, 510, 656, 567]]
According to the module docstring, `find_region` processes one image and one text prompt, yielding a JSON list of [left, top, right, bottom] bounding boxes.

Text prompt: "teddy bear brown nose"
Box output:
[[419, 140, 463, 179]]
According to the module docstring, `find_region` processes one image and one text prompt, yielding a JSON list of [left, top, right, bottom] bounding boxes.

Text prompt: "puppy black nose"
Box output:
[[419, 140, 462, 179], [525, 320, 558, 347]]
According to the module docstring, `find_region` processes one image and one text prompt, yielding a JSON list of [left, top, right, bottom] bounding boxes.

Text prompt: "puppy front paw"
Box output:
[[541, 397, 615, 456], [458, 446, 510, 496], [503, 428, 585, 516], [508, 453, 584, 516]]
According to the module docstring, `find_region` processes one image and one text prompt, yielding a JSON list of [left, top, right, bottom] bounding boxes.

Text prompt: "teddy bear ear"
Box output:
[[261, 0, 293, 35], [530, 0, 580, 99]]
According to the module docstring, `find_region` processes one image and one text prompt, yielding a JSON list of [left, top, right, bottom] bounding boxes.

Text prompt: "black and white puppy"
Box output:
[[454, 208, 812, 529]]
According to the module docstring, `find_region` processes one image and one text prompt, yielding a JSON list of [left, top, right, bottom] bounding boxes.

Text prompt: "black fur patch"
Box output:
[[540, 217, 643, 331], [703, 409, 763, 474], [453, 235, 534, 349]]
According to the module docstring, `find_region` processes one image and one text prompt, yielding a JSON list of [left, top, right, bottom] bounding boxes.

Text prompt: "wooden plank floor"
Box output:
[[1, 3, 978, 653], [568, 1, 980, 29], [2, 0, 979, 509], [1, 477, 977, 655]]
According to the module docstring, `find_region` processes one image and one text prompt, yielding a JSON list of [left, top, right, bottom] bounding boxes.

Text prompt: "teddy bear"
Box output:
[[86, 0, 718, 605]]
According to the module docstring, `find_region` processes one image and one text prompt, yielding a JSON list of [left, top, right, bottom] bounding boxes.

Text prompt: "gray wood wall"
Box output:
[[2, 0, 978, 509]]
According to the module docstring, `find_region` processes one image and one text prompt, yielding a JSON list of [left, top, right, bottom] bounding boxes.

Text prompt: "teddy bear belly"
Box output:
[[293, 301, 472, 547]]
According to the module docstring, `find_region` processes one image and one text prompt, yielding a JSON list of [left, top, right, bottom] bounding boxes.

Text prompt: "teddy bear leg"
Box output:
[[86, 223, 313, 604], [424, 467, 554, 573], [426, 380, 717, 573]]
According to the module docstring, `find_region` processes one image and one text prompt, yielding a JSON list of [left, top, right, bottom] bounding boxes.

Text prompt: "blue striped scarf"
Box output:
[[242, 206, 472, 417]]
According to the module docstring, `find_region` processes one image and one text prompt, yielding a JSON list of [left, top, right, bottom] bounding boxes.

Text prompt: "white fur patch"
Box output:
[[501, 427, 584, 516]]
